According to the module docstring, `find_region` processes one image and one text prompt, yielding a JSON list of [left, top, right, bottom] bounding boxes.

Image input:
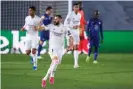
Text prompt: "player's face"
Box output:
[[93, 11, 99, 18], [73, 5, 79, 13], [54, 17, 60, 25], [28, 9, 35, 16], [48, 9, 53, 15]]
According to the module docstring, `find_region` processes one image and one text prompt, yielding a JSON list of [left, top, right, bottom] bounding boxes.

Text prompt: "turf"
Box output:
[[1, 54, 133, 89]]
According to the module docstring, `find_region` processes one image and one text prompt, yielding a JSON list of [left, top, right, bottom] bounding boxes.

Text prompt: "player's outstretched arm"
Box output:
[[37, 26, 45, 31], [37, 25, 50, 31], [40, 16, 45, 23], [21, 17, 27, 31], [39, 16, 45, 26], [64, 13, 74, 29]]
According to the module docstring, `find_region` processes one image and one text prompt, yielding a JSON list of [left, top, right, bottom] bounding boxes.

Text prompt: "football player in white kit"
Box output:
[[21, 6, 41, 70], [38, 15, 73, 88], [64, 3, 81, 68]]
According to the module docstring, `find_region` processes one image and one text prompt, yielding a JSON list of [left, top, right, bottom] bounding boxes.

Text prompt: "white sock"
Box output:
[[32, 54, 37, 67], [50, 63, 57, 77], [43, 68, 51, 80], [74, 50, 79, 66], [43, 62, 57, 80], [58, 53, 63, 64]]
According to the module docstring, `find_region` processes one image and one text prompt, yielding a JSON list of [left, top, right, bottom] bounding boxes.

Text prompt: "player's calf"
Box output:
[[93, 46, 99, 64], [73, 45, 80, 68], [37, 40, 43, 59], [32, 49, 38, 70], [26, 50, 33, 64]]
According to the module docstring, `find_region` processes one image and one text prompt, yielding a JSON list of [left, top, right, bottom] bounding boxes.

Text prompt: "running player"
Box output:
[[21, 6, 41, 70], [37, 6, 53, 59], [38, 15, 73, 88]]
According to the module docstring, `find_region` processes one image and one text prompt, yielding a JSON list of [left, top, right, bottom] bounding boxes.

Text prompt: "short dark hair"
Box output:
[[29, 6, 36, 11], [73, 2, 79, 6], [46, 6, 52, 11], [55, 15, 62, 19]]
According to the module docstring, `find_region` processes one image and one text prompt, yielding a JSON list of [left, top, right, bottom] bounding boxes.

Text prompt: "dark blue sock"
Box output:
[[94, 53, 98, 60], [38, 44, 42, 56], [94, 46, 98, 60], [88, 47, 92, 57]]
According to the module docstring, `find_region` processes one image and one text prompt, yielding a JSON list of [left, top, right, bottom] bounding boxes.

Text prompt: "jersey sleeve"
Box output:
[[40, 16, 45, 24], [23, 17, 28, 30], [99, 20, 103, 39], [64, 12, 73, 29]]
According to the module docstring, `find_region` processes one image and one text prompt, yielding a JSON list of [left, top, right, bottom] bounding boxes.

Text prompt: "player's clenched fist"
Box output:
[[21, 27, 25, 31]]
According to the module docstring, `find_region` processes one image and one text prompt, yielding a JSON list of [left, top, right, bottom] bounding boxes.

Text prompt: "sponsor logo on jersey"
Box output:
[[52, 31, 63, 37]]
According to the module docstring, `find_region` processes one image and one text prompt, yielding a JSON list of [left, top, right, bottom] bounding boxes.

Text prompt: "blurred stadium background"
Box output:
[[1, 1, 133, 54], [1, 1, 133, 89], [1, 1, 133, 30]]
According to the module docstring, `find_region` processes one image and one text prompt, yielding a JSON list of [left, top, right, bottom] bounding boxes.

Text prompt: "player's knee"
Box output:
[[32, 49, 36, 54], [53, 56, 58, 60], [74, 45, 79, 50], [39, 41, 43, 45], [94, 47, 98, 53], [26, 50, 31, 55], [52, 56, 59, 64]]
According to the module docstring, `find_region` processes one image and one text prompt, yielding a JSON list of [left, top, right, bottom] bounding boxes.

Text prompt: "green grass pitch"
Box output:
[[1, 54, 133, 89]]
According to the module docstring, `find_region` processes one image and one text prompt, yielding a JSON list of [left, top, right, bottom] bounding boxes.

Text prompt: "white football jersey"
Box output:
[[24, 15, 41, 39], [64, 11, 81, 30], [44, 23, 71, 48]]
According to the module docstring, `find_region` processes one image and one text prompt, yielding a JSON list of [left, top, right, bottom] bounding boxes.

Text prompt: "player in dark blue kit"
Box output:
[[37, 6, 53, 59], [86, 10, 103, 64]]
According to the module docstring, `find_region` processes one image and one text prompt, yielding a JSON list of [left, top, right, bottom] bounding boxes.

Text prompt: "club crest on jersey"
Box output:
[[99, 22, 101, 24]]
